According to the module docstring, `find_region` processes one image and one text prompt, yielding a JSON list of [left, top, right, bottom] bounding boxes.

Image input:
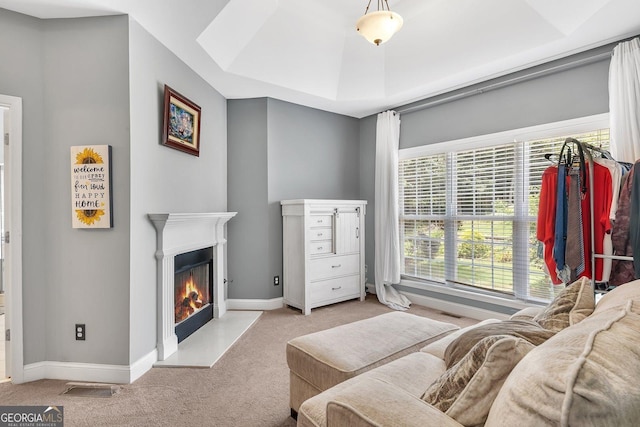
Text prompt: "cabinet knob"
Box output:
[[331, 264, 341, 269], [332, 286, 342, 291]]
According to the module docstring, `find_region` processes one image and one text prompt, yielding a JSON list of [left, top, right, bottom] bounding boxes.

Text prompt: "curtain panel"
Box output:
[[609, 37, 640, 163], [375, 110, 411, 310]]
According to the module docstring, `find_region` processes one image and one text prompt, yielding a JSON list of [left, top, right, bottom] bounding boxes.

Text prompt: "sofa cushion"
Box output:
[[485, 298, 640, 426], [423, 335, 534, 426], [325, 377, 465, 427], [532, 276, 595, 332], [298, 352, 446, 427], [443, 319, 553, 368]]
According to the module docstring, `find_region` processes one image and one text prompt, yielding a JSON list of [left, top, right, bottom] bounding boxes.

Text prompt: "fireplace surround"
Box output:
[[149, 212, 236, 360]]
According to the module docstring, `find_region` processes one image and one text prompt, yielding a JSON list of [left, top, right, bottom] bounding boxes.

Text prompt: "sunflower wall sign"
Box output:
[[70, 145, 113, 229]]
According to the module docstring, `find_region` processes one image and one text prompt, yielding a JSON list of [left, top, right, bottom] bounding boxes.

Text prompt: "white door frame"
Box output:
[[0, 94, 23, 384]]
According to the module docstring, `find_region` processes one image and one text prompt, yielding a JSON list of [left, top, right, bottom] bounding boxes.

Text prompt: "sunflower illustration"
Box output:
[[75, 147, 104, 165], [76, 209, 106, 226]]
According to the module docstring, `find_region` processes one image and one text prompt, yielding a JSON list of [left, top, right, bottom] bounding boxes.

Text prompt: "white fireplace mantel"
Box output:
[[148, 212, 236, 360]]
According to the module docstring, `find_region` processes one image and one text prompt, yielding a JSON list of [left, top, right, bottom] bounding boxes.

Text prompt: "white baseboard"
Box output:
[[22, 349, 159, 384], [24, 361, 132, 384], [130, 349, 158, 382], [226, 297, 284, 311]]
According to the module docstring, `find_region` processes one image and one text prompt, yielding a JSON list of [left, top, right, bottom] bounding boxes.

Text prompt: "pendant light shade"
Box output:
[[356, 1, 403, 46]]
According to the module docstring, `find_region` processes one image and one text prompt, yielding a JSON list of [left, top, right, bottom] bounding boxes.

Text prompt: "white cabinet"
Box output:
[[281, 199, 367, 315]]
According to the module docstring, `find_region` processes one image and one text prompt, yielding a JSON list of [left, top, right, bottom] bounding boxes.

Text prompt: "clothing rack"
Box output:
[[540, 137, 635, 293]]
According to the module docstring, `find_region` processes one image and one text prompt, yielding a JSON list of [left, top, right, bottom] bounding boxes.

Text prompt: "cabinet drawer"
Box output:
[[310, 228, 332, 241], [309, 215, 333, 228], [309, 241, 333, 255], [310, 275, 360, 303], [309, 254, 359, 280]]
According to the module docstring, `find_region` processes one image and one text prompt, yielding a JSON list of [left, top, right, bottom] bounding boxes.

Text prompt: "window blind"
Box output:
[[399, 128, 610, 302]]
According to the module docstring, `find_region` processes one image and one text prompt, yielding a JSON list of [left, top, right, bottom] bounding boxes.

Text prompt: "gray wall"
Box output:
[[128, 19, 228, 362], [0, 10, 132, 365], [43, 16, 131, 365], [227, 98, 360, 300], [358, 115, 377, 285], [227, 98, 270, 300], [398, 45, 613, 149], [0, 8, 47, 364]]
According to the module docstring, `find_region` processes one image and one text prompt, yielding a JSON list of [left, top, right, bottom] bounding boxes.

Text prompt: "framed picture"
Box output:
[[162, 85, 201, 156], [70, 145, 113, 229]]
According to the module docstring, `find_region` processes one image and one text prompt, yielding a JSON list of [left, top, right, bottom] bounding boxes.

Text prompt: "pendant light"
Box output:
[[356, 0, 403, 46]]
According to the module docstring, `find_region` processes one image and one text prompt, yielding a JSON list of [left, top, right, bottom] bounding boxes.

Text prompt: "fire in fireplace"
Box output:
[[174, 247, 214, 343], [175, 268, 209, 323]]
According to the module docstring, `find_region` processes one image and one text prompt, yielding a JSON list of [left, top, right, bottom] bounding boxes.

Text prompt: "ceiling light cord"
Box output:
[[364, 0, 371, 15], [365, 0, 392, 14]]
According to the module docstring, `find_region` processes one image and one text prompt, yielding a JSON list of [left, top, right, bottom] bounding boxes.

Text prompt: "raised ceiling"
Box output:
[[1, 0, 639, 118]]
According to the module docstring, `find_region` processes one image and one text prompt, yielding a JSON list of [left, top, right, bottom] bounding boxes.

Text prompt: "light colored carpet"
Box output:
[[0, 294, 477, 426]]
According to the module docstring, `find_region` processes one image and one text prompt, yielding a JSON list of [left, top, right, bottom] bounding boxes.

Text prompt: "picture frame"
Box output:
[[162, 85, 201, 156], [70, 145, 113, 229]]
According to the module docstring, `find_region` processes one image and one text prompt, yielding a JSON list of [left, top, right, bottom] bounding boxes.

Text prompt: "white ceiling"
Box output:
[[1, 0, 639, 118]]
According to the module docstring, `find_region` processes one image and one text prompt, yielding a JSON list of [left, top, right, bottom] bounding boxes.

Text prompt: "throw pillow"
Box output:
[[485, 300, 640, 425], [533, 276, 595, 332], [423, 334, 534, 426], [444, 319, 554, 368]]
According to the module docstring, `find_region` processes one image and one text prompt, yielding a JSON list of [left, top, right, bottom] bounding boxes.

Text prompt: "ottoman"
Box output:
[[286, 311, 460, 416]]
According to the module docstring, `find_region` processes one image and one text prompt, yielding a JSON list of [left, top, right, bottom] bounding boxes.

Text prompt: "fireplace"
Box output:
[[149, 212, 236, 361], [174, 247, 214, 343]]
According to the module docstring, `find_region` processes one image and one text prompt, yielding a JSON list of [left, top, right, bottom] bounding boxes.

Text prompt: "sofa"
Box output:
[[293, 277, 640, 426]]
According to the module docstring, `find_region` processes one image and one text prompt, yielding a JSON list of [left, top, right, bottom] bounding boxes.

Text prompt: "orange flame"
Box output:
[[175, 274, 205, 323]]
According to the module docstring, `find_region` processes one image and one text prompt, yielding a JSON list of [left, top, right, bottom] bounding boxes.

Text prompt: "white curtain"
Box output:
[[609, 37, 640, 163], [374, 111, 411, 310]]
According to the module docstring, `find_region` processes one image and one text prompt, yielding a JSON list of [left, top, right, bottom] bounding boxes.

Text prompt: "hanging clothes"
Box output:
[[554, 164, 569, 280], [569, 163, 592, 282], [537, 141, 613, 284], [594, 158, 623, 282], [537, 165, 562, 284], [590, 161, 613, 282], [610, 163, 636, 286], [562, 168, 585, 282]]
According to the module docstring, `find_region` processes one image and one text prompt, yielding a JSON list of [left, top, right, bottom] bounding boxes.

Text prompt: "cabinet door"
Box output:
[[335, 210, 361, 254]]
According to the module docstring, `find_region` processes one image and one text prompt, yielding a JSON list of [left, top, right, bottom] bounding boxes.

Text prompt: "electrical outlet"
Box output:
[[274, 276, 280, 286], [76, 324, 86, 341]]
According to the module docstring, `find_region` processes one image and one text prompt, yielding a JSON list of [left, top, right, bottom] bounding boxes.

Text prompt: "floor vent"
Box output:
[[62, 382, 120, 398]]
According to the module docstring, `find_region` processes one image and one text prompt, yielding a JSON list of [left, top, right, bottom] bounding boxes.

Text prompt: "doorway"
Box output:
[[0, 94, 23, 384]]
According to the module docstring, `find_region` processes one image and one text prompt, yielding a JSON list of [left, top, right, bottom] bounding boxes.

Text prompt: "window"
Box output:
[[399, 115, 610, 302]]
